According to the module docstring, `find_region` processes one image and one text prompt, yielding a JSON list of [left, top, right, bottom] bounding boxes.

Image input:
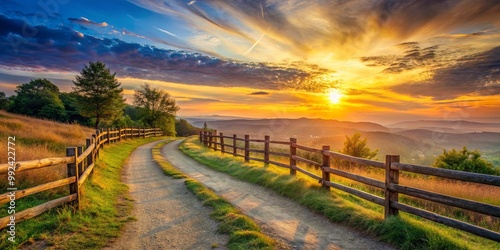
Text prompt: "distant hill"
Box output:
[[189, 116, 500, 166], [199, 118, 389, 140], [387, 120, 500, 133], [312, 131, 428, 163], [183, 115, 258, 127]]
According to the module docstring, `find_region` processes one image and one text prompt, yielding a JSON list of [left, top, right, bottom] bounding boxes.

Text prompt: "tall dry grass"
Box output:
[[0, 111, 94, 189]]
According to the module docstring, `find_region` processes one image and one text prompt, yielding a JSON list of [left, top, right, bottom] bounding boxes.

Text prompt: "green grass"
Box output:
[[0, 136, 167, 250], [180, 137, 500, 250], [152, 141, 275, 250]]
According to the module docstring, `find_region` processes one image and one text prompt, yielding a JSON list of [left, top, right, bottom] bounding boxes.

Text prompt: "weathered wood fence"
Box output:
[[200, 130, 500, 242], [0, 127, 163, 229]]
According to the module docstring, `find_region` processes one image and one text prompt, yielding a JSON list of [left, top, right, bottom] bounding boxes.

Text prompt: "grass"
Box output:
[[0, 111, 94, 189], [180, 137, 500, 250], [225, 138, 500, 231], [0, 136, 167, 250], [152, 140, 275, 250]]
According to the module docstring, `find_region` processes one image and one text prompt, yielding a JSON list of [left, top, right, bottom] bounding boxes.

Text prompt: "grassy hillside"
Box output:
[[0, 111, 95, 188]]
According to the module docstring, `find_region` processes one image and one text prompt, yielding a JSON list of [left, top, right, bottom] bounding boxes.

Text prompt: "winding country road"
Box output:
[[161, 139, 394, 250], [106, 140, 228, 250]]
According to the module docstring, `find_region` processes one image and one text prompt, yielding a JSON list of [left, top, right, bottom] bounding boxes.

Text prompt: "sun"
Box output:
[[327, 88, 343, 104]]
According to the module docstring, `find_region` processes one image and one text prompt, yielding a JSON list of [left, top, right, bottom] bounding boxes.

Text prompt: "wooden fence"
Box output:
[[200, 130, 500, 242], [0, 127, 163, 229]]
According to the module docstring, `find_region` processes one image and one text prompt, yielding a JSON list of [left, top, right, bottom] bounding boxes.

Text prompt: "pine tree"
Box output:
[[73, 61, 125, 129]]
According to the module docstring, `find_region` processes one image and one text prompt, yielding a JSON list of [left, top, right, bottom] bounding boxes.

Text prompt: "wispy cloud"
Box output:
[[156, 27, 177, 37], [391, 46, 500, 100], [68, 17, 108, 27], [128, 0, 500, 62]]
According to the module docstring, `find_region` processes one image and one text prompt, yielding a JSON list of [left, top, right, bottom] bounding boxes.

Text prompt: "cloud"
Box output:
[[391, 46, 500, 100], [68, 17, 108, 27], [361, 42, 439, 73], [156, 27, 177, 37], [128, 0, 500, 60], [0, 15, 334, 92], [249, 91, 269, 95]]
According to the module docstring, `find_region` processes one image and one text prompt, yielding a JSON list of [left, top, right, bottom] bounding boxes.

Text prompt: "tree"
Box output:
[[73, 61, 125, 129], [433, 147, 499, 175], [8, 78, 66, 121], [0, 91, 9, 110], [340, 132, 378, 159], [176, 119, 201, 136], [203, 122, 208, 131], [133, 83, 179, 132], [59, 92, 91, 125]]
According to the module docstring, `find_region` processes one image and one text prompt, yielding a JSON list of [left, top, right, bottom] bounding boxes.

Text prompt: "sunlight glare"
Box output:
[[327, 88, 343, 105]]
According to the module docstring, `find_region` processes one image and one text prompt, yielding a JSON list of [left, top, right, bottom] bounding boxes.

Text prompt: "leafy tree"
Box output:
[[133, 83, 179, 132], [59, 92, 91, 125], [175, 118, 201, 136], [340, 132, 378, 159], [73, 61, 125, 129], [433, 147, 499, 175], [8, 78, 66, 121], [0, 91, 9, 110], [203, 122, 208, 131], [124, 105, 142, 121], [162, 116, 177, 136]]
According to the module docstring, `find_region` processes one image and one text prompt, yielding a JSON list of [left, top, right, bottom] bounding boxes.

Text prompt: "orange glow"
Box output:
[[327, 88, 343, 105]]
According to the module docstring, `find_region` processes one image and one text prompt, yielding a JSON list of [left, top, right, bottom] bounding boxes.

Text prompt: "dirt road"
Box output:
[[162, 139, 394, 250], [106, 140, 228, 250]]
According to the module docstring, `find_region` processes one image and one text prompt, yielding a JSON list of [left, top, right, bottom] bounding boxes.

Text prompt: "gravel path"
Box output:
[[162, 139, 394, 250], [105, 140, 228, 250]]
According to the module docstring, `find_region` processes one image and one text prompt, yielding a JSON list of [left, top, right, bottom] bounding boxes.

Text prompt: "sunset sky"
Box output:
[[1, 0, 499, 123]]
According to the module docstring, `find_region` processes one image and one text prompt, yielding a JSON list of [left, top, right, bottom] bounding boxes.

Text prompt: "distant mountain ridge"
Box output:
[[196, 118, 389, 139], [387, 120, 500, 133], [188, 117, 500, 166]]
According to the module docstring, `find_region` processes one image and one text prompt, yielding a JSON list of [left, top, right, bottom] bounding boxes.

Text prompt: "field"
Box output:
[[0, 111, 95, 189]]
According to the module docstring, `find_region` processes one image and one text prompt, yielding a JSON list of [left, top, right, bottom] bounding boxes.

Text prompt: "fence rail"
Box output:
[[199, 130, 500, 242], [0, 127, 163, 229]]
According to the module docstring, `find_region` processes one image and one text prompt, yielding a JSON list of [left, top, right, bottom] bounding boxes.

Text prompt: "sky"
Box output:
[[0, 0, 499, 124]]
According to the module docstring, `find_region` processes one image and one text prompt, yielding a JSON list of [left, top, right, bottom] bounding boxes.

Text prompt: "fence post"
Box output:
[[86, 138, 92, 171], [244, 135, 250, 162], [203, 131, 208, 146], [264, 135, 270, 165], [290, 138, 297, 175], [220, 133, 225, 153], [385, 155, 400, 219], [77, 146, 84, 176], [209, 132, 213, 148], [321, 146, 331, 190], [92, 134, 98, 159], [106, 127, 110, 145], [66, 147, 80, 210], [213, 130, 218, 151], [96, 129, 101, 150], [233, 134, 237, 156], [199, 131, 203, 142], [143, 127, 146, 138], [118, 127, 122, 142]]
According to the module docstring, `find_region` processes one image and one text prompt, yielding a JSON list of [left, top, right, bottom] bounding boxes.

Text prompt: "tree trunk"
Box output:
[[95, 116, 100, 129]]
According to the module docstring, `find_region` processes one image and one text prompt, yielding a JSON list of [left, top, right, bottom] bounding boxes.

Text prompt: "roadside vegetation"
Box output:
[[0, 136, 166, 249], [0, 111, 94, 190], [180, 137, 500, 250], [152, 141, 275, 250]]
